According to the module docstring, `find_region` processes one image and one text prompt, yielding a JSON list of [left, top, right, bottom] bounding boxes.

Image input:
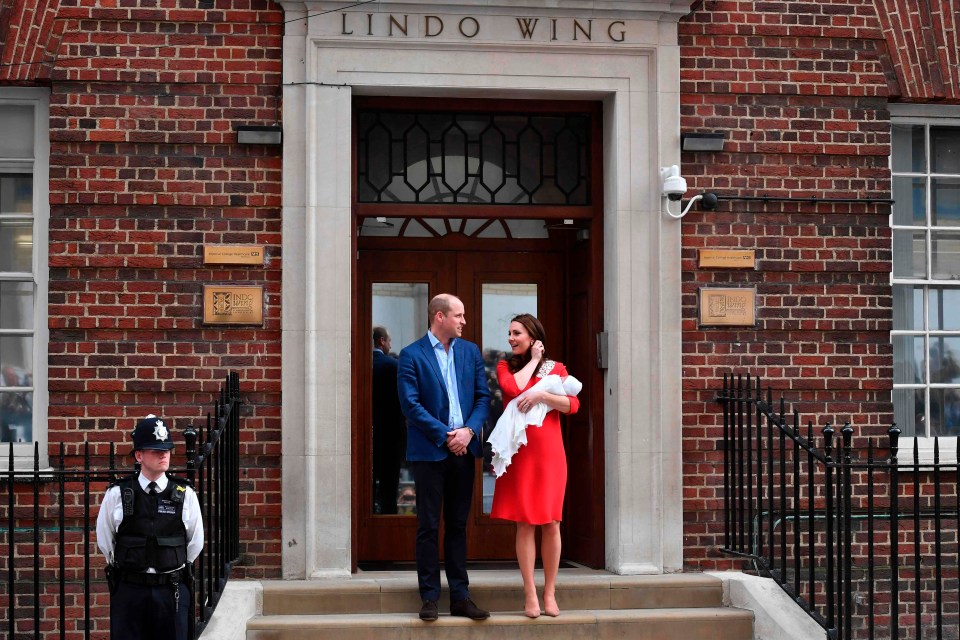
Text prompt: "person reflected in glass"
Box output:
[[372, 326, 406, 514], [489, 314, 580, 619]]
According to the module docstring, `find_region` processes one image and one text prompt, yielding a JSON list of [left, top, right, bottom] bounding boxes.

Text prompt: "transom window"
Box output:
[[892, 120, 960, 437], [356, 109, 592, 206]]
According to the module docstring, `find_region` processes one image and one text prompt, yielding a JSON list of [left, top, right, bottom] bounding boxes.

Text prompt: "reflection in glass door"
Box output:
[[371, 283, 428, 515], [479, 284, 537, 514]]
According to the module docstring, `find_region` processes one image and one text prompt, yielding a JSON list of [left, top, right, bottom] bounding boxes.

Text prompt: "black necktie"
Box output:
[[147, 482, 158, 496]]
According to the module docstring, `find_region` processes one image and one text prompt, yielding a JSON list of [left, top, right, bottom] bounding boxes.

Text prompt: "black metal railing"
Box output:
[[718, 372, 960, 640], [0, 371, 241, 639]]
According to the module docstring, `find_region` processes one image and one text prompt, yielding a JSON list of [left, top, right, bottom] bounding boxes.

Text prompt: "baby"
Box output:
[[488, 372, 582, 478]]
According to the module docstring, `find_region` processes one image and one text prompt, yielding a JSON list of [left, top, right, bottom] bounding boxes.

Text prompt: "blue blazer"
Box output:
[[397, 334, 490, 462]]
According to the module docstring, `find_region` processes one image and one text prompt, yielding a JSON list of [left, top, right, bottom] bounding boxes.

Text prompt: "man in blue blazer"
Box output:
[[397, 293, 490, 622]]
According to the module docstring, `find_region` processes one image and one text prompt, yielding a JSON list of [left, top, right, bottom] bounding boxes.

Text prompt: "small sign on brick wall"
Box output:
[[698, 249, 755, 269], [203, 286, 264, 325], [203, 245, 265, 265], [698, 287, 756, 327]]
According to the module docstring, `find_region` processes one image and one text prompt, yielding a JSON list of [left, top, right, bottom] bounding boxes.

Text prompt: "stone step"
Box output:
[[246, 607, 754, 640], [260, 571, 726, 616]]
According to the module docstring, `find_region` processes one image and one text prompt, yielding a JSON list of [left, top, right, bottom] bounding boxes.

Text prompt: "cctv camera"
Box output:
[[660, 165, 687, 201]]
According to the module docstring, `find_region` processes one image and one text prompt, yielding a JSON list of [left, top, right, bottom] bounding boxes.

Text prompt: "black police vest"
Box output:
[[114, 476, 189, 572]]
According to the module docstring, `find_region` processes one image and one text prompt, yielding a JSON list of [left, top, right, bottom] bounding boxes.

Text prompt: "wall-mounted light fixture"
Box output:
[[681, 131, 726, 152], [236, 124, 283, 145], [660, 165, 719, 219]]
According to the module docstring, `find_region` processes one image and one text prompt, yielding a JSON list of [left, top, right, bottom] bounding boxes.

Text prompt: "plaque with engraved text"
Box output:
[[203, 245, 265, 265], [203, 286, 264, 325], [698, 288, 756, 327], [698, 249, 755, 269]]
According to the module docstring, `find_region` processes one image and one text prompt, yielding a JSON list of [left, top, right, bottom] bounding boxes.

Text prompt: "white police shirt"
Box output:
[[95, 473, 204, 571]]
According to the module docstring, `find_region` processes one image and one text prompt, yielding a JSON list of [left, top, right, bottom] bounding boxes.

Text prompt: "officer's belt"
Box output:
[[118, 568, 185, 587]]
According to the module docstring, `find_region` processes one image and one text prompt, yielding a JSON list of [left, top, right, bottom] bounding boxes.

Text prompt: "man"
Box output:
[[96, 415, 204, 640], [372, 326, 405, 514], [398, 293, 491, 622]]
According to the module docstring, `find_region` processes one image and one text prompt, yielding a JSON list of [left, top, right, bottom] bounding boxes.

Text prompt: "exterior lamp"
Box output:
[[236, 124, 283, 145]]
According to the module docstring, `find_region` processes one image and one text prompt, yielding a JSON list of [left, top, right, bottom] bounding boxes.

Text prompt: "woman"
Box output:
[[490, 314, 580, 618]]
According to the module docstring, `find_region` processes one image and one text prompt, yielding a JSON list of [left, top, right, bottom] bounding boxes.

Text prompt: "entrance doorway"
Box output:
[[357, 247, 561, 562], [353, 217, 604, 567], [351, 97, 604, 568]]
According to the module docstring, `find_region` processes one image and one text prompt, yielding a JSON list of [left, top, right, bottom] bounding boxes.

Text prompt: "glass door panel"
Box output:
[[371, 282, 429, 515]]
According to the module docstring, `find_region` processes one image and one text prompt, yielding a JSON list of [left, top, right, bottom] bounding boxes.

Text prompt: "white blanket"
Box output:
[[488, 374, 582, 478]]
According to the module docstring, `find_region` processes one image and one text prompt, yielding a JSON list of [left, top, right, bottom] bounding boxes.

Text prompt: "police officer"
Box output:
[[96, 415, 204, 640]]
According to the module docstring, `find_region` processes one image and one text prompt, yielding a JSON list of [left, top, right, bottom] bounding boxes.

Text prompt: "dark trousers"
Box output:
[[111, 581, 189, 640], [410, 454, 475, 602], [373, 447, 402, 515]]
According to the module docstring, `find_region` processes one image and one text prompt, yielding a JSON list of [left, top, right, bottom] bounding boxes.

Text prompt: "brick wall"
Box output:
[[1, 0, 285, 588], [678, 0, 896, 570]]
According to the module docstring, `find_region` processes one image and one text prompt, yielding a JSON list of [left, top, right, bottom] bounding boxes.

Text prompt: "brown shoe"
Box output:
[[450, 598, 490, 620], [419, 599, 439, 621]]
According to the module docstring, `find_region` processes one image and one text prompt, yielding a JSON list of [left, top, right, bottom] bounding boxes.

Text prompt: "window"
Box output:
[[356, 107, 593, 206], [891, 114, 960, 441], [0, 88, 48, 466]]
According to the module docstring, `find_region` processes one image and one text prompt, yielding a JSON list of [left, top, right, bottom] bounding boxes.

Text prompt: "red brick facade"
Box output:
[[0, 0, 957, 604], [1, 0, 286, 581], [678, 0, 958, 570]]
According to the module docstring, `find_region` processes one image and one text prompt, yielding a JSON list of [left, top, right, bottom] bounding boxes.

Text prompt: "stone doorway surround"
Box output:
[[277, 0, 691, 578]]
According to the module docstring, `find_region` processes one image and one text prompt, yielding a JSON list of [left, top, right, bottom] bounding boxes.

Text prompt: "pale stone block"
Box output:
[[281, 453, 308, 578], [708, 571, 823, 640], [281, 206, 306, 332], [197, 580, 261, 640]]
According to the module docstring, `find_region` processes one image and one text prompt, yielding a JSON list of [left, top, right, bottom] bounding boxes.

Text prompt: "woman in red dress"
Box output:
[[490, 314, 580, 619]]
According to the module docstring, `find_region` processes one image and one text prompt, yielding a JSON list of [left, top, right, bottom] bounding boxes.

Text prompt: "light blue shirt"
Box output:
[[427, 330, 464, 430]]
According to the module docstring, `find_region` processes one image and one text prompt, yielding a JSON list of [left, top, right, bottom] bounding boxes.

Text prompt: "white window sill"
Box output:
[[895, 437, 958, 466]]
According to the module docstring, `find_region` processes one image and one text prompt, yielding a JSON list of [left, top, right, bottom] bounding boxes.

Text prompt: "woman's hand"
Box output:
[[517, 390, 544, 413], [531, 340, 545, 362], [518, 390, 572, 415]]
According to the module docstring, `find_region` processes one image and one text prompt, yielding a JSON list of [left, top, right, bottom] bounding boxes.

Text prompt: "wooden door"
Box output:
[[356, 249, 564, 562]]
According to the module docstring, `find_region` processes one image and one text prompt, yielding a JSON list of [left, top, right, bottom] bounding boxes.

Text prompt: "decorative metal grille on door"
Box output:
[[357, 110, 591, 205]]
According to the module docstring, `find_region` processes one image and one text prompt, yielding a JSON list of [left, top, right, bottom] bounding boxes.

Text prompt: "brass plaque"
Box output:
[[203, 286, 264, 325], [203, 245, 265, 265], [699, 288, 757, 327], [698, 249, 755, 269]]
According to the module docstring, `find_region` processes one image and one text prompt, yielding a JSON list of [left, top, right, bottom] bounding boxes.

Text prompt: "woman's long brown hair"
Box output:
[[506, 313, 549, 373]]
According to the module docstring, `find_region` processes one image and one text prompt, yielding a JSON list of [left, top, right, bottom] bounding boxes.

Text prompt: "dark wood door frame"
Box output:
[[350, 97, 605, 569]]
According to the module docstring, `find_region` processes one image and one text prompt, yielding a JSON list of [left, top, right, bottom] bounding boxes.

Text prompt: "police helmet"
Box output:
[[131, 415, 175, 453]]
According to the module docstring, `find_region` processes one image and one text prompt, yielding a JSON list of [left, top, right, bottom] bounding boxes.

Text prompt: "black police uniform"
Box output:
[[97, 416, 199, 640], [109, 475, 192, 639]]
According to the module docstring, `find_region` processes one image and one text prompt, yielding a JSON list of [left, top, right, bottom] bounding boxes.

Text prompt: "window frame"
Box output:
[[0, 87, 49, 469], [890, 104, 960, 465]]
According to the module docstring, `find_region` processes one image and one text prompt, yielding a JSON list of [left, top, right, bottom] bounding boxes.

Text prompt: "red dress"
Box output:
[[490, 360, 580, 525]]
